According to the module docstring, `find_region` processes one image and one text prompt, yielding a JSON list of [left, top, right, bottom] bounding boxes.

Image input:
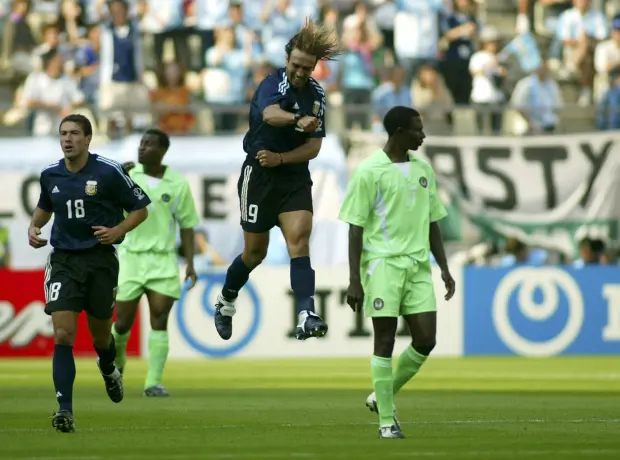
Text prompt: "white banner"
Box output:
[[150, 265, 463, 358]]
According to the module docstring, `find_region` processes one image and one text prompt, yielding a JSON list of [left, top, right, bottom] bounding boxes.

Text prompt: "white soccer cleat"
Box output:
[[366, 391, 401, 430], [379, 425, 405, 439]]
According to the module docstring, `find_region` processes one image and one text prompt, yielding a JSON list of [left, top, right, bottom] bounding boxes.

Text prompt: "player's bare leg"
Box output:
[[50, 311, 79, 433], [87, 315, 124, 403], [278, 210, 328, 340], [367, 312, 436, 431], [215, 231, 269, 340], [112, 298, 141, 374], [142, 290, 175, 396], [370, 317, 404, 439]]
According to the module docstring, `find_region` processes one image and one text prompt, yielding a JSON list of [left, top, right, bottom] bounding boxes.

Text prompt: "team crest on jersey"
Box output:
[[85, 180, 98, 196], [419, 177, 428, 188], [373, 298, 384, 310], [312, 100, 320, 115], [161, 193, 171, 202]]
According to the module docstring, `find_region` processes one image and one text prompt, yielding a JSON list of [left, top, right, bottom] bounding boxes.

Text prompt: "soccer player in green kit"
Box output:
[[338, 106, 456, 439], [112, 129, 199, 396]]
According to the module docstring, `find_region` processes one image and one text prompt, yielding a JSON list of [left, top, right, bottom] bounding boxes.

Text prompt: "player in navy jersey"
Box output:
[[213, 20, 342, 342], [28, 114, 150, 433]]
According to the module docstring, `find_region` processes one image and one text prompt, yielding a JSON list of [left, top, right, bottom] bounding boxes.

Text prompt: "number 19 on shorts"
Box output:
[[243, 204, 258, 223]]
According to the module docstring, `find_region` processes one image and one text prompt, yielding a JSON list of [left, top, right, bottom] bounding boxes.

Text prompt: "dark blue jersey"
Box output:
[[37, 153, 151, 251], [243, 68, 326, 180]]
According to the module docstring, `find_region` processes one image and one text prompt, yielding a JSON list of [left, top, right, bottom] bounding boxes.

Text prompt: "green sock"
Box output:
[[145, 330, 169, 389], [371, 355, 394, 427], [112, 323, 130, 370], [393, 345, 428, 395]]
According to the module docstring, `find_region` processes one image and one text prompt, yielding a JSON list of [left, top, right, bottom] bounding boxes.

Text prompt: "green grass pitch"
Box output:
[[0, 357, 619, 459]]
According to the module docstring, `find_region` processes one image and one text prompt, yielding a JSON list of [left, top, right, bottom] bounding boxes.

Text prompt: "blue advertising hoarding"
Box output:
[[464, 266, 620, 356]]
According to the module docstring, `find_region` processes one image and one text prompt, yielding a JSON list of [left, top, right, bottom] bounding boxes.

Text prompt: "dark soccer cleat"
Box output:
[[214, 294, 236, 340], [51, 409, 75, 433], [366, 392, 401, 430], [97, 359, 124, 403], [144, 384, 170, 397], [379, 425, 405, 439], [295, 311, 328, 340]]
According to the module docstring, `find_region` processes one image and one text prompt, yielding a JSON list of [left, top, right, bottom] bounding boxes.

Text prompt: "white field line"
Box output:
[[1, 418, 620, 435]]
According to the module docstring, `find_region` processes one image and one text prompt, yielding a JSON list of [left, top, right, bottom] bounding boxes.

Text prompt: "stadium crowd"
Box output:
[[1, 0, 620, 137]]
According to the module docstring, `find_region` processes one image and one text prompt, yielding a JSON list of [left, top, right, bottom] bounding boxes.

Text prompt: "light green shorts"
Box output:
[[362, 256, 436, 318], [116, 249, 181, 301]]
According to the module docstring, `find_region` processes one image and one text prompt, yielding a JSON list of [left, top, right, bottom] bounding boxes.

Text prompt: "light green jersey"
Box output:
[[338, 150, 447, 264], [120, 165, 199, 253]]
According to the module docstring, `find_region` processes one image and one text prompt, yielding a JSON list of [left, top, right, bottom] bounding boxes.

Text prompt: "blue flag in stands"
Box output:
[[498, 32, 542, 73]]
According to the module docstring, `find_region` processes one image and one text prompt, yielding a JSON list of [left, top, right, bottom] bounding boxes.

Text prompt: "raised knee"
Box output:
[[244, 246, 267, 268], [412, 338, 436, 356], [54, 328, 75, 346], [93, 334, 111, 350]]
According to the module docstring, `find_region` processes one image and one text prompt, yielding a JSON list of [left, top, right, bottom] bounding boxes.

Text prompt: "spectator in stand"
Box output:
[[142, 0, 190, 71], [469, 26, 506, 135], [74, 23, 100, 104], [22, 48, 85, 136], [340, 21, 376, 130], [1, 0, 38, 81], [371, 65, 410, 131], [373, 0, 397, 60], [499, 237, 548, 267], [342, 1, 383, 50], [393, 0, 445, 84], [228, 1, 261, 58], [594, 13, 620, 96], [573, 237, 605, 267], [245, 60, 274, 102], [555, 0, 608, 106], [260, 0, 303, 68], [31, 22, 61, 70], [193, 0, 230, 68], [596, 66, 620, 130], [510, 61, 563, 135], [98, 0, 149, 135], [150, 61, 195, 134], [58, 0, 86, 45], [203, 24, 253, 132], [440, 0, 479, 105], [410, 62, 453, 131]]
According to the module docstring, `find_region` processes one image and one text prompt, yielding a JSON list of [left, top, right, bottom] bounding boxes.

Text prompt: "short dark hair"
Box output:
[[383, 106, 421, 137], [59, 114, 93, 137], [285, 19, 342, 61], [144, 128, 170, 151]]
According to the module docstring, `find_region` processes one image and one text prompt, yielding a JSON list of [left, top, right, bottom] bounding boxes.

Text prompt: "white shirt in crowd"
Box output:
[[595, 39, 620, 74], [510, 73, 563, 135], [469, 51, 504, 104], [22, 72, 85, 136]]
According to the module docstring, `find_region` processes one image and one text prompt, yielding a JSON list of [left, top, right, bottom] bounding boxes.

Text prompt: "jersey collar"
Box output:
[[132, 164, 171, 181]]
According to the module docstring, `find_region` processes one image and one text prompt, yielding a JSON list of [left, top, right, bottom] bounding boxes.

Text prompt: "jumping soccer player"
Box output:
[[29, 114, 150, 433], [213, 20, 341, 341], [338, 106, 456, 439], [113, 129, 199, 396]]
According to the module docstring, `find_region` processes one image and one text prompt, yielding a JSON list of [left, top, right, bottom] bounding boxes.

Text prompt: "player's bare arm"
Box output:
[[28, 207, 52, 248], [262, 104, 317, 131], [92, 207, 148, 245], [257, 138, 322, 167], [429, 221, 456, 300], [346, 224, 364, 311], [180, 227, 197, 289]]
